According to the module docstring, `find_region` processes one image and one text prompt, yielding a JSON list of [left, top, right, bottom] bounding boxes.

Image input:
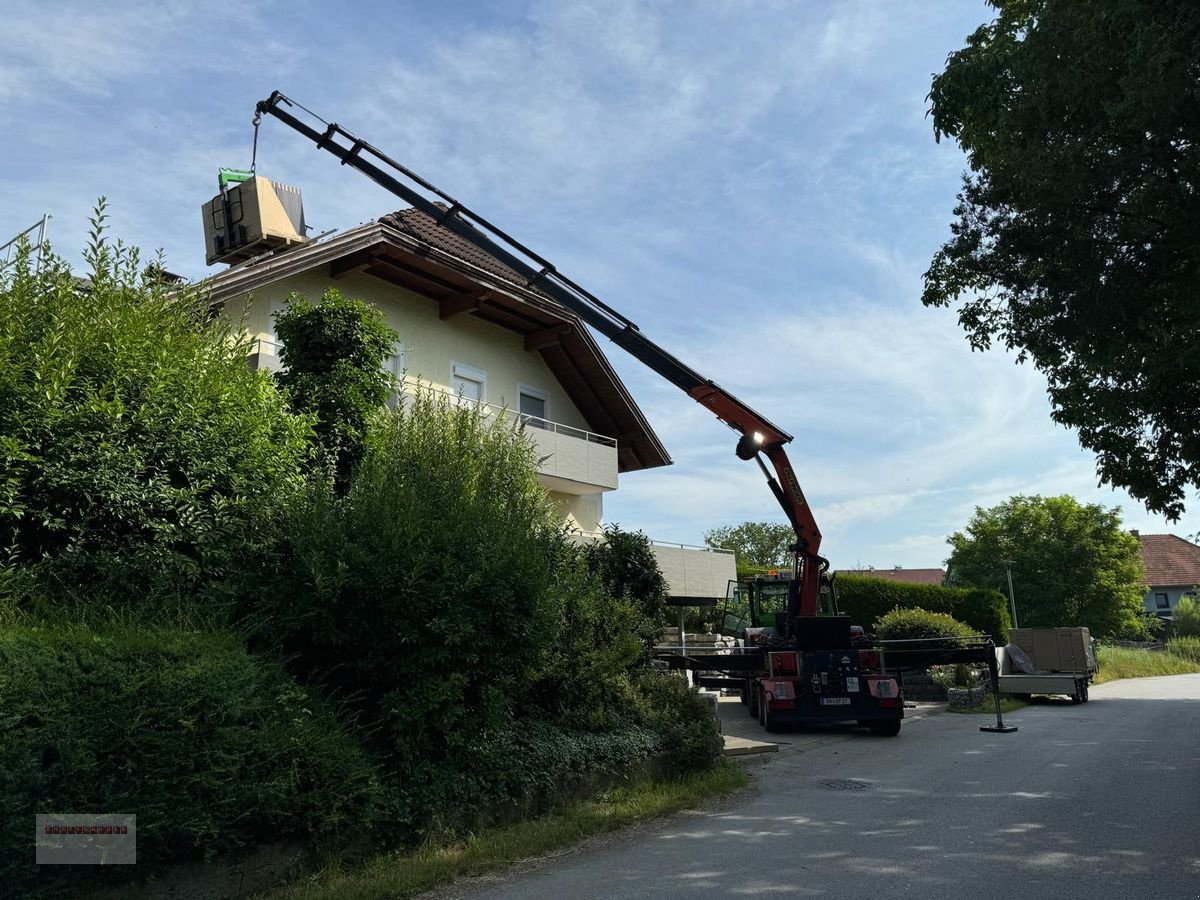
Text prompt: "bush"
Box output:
[[633, 673, 724, 772], [1173, 596, 1200, 637], [1168, 636, 1200, 664], [837, 574, 1010, 640], [581, 524, 668, 642], [274, 289, 398, 491], [249, 389, 563, 835], [0, 210, 309, 621], [0, 624, 382, 898], [874, 607, 976, 642]]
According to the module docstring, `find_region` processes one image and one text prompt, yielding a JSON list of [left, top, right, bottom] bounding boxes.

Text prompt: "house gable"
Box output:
[[200, 217, 670, 473]]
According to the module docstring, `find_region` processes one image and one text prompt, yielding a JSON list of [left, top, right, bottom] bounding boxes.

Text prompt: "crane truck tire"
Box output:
[[867, 719, 902, 736]]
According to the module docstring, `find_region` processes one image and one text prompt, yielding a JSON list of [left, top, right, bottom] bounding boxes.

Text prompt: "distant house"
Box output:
[[1133, 532, 1200, 615], [838, 567, 945, 586]]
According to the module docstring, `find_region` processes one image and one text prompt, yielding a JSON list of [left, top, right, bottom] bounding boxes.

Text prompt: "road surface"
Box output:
[[441, 674, 1200, 900]]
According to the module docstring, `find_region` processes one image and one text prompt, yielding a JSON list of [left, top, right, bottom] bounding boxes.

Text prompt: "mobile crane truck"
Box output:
[[245, 91, 1015, 738]]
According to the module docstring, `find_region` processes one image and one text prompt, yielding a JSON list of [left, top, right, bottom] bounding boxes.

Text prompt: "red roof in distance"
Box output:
[[838, 567, 945, 586], [1136, 534, 1200, 588]]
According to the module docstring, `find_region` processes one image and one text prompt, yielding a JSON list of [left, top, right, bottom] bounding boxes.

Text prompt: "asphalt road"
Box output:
[[441, 675, 1200, 900]]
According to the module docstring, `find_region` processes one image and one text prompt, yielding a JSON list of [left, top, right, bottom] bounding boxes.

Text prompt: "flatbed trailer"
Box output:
[[994, 645, 1093, 704]]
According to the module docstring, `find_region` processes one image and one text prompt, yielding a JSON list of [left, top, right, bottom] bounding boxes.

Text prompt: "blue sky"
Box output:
[[4, 1, 1195, 567]]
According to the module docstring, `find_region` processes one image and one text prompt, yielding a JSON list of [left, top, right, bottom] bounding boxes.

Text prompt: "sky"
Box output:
[[3, 0, 1196, 568]]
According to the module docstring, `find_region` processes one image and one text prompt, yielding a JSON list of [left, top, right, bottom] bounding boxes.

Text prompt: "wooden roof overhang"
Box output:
[[201, 221, 671, 473]]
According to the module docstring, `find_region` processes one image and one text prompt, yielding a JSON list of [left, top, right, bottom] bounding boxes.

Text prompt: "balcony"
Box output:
[[248, 337, 282, 374], [400, 382, 619, 493], [571, 533, 737, 599]]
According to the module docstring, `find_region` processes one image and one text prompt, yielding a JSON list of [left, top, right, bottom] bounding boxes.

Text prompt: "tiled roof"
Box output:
[[1137, 534, 1200, 587], [380, 206, 543, 296], [838, 568, 946, 586]]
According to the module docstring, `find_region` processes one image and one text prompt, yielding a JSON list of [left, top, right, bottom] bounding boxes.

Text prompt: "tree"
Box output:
[[274, 288, 398, 492], [945, 495, 1146, 639], [1173, 596, 1200, 638], [0, 206, 309, 616], [581, 524, 669, 638], [704, 521, 794, 574], [924, 0, 1200, 519]]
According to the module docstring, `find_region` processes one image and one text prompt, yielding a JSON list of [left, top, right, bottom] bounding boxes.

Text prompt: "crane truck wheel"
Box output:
[[868, 719, 901, 737], [747, 683, 759, 718]]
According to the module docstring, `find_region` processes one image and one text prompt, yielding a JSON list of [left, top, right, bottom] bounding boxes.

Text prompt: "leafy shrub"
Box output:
[[0, 623, 382, 898], [632, 673, 724, 772], [1168, 636, 1200, 664], [874, 607, 976, 641], [837, 575, 1010, 640], [1172, 596, 1200, 637], [274, 289, 398, 490], [930, 663, 979, 689], [248, 389, 562, 834], [582, 524, 668, 640], [0, 210, 309, 621]]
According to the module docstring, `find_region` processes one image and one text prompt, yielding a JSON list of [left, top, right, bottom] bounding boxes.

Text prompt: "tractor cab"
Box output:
[[719, 571, 841, 644]]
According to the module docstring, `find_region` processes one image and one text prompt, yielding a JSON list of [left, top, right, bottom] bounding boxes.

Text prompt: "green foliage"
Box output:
[[0, 206, 309, 620], [924, 0, 1200, 518], [581, 524, 668, 640], [248, 389, 567, 834], [1172, 596, 1200, 638], [1167, 636, 1200, 664], [632, 673, 724, 771], [274, 288, 398, 491], [945, 495, 1146, 639], [836, 574, 1010, 640], [1094, 644, 1200, 684], [0, 623, 382, 898], [529, 545, 656, 733], [704, 521, 793, 571], [874, 607, 976, 642]]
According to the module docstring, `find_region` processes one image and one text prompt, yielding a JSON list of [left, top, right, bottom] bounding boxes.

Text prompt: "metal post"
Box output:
[[1003, 560, 1019, 629], [980, 640, 1018, 733]]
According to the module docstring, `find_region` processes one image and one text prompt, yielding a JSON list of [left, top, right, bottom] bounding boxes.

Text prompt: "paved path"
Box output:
[[440, 675, 1200, 900]]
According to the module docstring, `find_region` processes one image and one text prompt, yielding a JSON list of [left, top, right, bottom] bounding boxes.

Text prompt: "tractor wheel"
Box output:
[[868, 719, 902, 737]]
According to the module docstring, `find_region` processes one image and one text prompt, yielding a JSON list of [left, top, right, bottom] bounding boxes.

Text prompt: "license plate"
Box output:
[[820, 697, 851, 706]]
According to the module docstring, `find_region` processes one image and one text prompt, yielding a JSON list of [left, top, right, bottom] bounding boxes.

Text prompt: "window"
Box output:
[[518, 385, 549, 430], [452, 362, 486, 406], [383, 342, 405, 409], [1155, 592, 1170, 610]]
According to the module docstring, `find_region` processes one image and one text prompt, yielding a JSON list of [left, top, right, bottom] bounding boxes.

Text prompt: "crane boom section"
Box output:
[[254, 92, 823, 574]]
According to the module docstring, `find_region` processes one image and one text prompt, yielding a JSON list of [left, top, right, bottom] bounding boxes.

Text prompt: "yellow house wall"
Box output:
[[224, 270, 592, 432], [549, 492, 603, 535]]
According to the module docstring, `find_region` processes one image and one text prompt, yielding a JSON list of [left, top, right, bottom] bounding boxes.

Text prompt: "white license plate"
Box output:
[[820, 697, 851, 706]]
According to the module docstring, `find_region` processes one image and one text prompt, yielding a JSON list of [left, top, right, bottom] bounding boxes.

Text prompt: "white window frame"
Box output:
[[265, 300, 288, 358], [517, 383, 550, 428], [383, 342, 406, 409], [451, 361, 487, 406]]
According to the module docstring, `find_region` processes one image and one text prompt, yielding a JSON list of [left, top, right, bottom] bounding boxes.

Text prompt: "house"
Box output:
[[838, 566, 946, 586], [1132, 531, 1200, 615], [200, 203, 735, 598]]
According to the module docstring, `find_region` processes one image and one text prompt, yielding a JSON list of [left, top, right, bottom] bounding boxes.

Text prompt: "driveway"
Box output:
[[440, 674, 1200, 900]]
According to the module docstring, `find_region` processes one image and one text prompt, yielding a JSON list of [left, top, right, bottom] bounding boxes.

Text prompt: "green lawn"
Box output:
[[1093, 646, 1200, 684], [258, 763, 748, 900]]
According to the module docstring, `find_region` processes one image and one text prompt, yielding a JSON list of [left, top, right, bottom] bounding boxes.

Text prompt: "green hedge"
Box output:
[[0, 625, 383, 898], [837, 574, 1011, 640]]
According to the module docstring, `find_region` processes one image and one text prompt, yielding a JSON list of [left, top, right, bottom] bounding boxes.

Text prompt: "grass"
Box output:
[[1093, 645, 1200, 684], [257, 762, 748, 900], [946, 695, 1027, 715]]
